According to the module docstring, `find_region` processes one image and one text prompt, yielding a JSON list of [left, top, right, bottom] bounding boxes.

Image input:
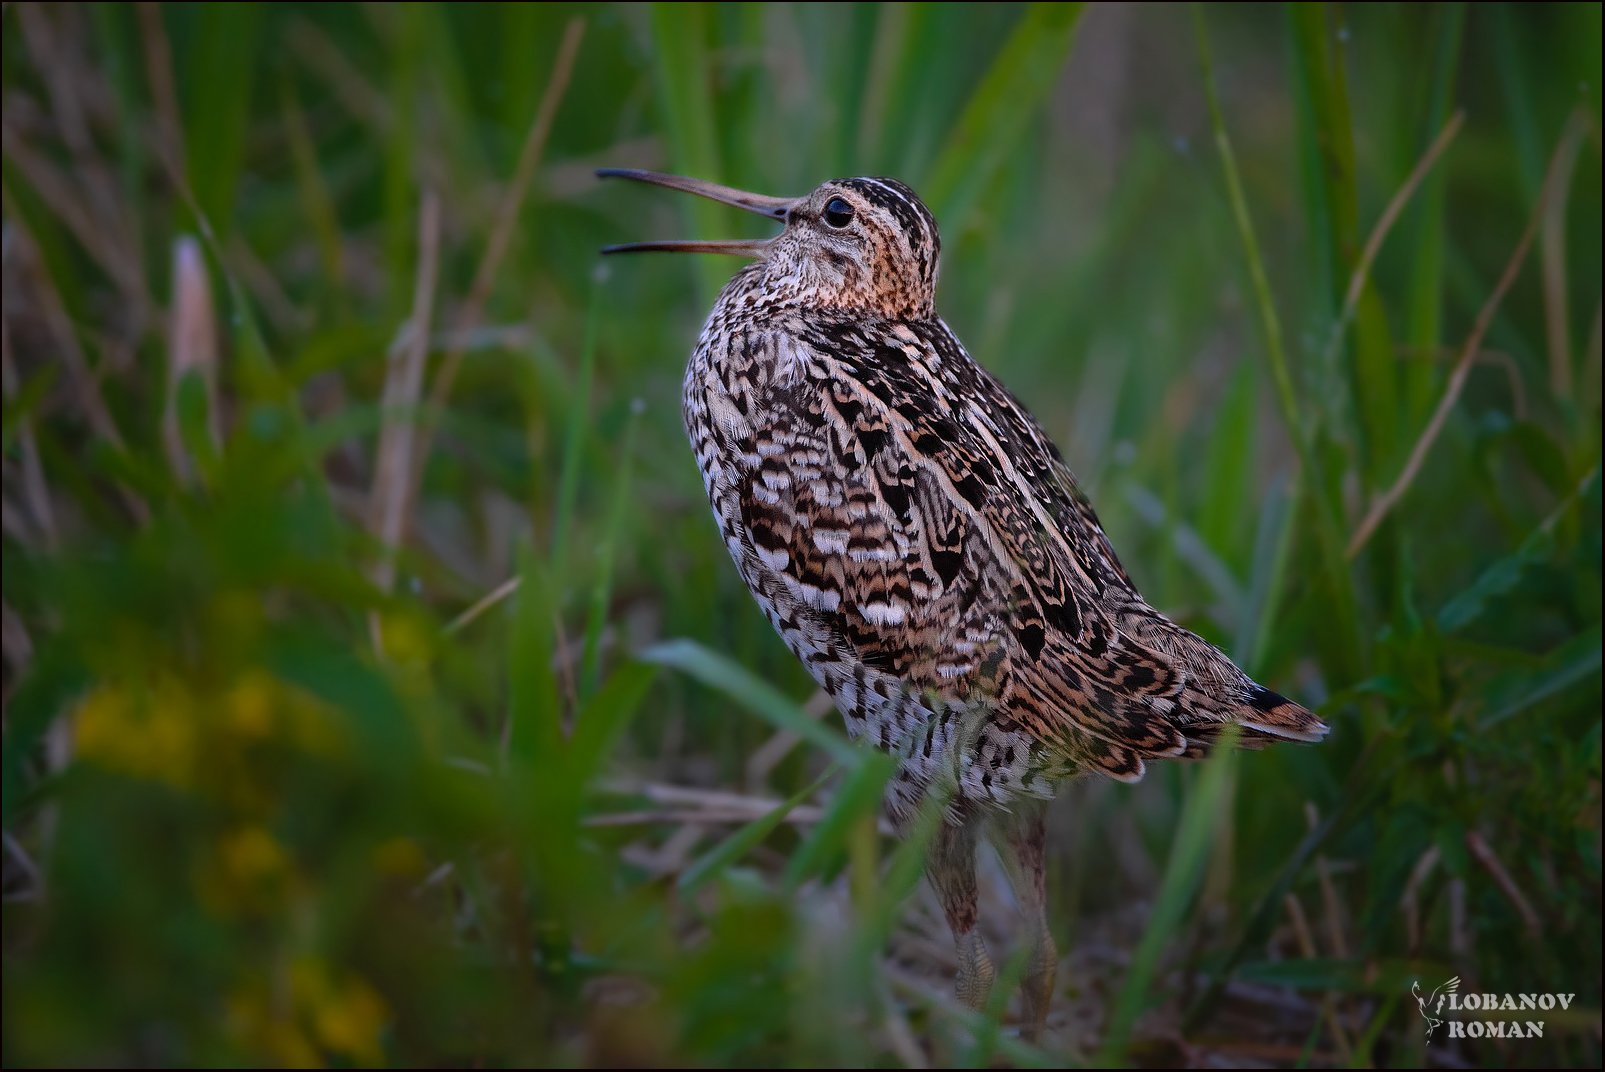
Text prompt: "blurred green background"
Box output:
[[2, 2, 1600, 1066]]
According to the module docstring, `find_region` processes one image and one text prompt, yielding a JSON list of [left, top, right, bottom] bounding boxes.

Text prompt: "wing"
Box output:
[[918, 321, 1327, 753], [716, 323, 1216, 782]]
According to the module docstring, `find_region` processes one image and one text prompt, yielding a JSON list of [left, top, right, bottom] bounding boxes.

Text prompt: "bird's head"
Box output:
[[599, 170, 941, 321]]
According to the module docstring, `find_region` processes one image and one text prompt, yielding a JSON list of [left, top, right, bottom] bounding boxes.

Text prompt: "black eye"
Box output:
[[822, 197, 855, 228]]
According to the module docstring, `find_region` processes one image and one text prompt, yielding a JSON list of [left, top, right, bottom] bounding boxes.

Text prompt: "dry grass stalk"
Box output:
[[587, 807, 828, 827], [1584, 300, 1603, 408], [16, 5, 140, 278], [876, 977, 931, 1069], [1284, 892, 1318, 959], [445, 575, 523, 635], [136, 3, 187, 190], [4, 203, 127, 451], [1347, 108, 1592, 559], [163, 236, 220, 483], [745, 689, 834, 789], [0, 316, 58, 549], [1465, 829, 1542, 937], [1400, 843, 1441, 954], [1320, 110, 1465, 373], [1540, 115, 1587, 397], [2, 192, 150, 525], [369, 192, 443, 594], [415, 18, 585, 481], [0, 124, 144, 303], [285, 16, 396, 131]]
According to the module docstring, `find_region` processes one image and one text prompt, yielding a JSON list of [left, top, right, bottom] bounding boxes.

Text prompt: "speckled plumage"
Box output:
[[602, 169, 1326, 1038]]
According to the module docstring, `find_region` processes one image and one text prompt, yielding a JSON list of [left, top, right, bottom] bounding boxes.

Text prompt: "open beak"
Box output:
[[596, 168, 798, 256]]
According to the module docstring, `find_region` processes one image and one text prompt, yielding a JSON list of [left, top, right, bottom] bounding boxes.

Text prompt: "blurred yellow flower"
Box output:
[[225, 984, 322, 1068], [73, 679, 197, 788], [377, 610, 433, 666], [225, 670, 278, 739], [221, 826, 289, 885], [292, 958, 390, 1067], [371, 836, 429, 879], [195, 825, 294, 918], [72, 686, 131, 762], [225, 957, 389, 1066]]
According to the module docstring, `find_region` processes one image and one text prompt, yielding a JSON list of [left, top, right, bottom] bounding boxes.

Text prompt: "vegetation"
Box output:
[[2, 2, 1599, 1066]]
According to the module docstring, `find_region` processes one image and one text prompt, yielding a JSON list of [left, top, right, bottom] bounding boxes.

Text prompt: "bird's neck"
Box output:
[[710, 259, 935, 323]]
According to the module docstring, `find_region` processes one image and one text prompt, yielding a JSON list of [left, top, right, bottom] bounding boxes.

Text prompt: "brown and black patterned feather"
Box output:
[[603, 170, 1326, 819]]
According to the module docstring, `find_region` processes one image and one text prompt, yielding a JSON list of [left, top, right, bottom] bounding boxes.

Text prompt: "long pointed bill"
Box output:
[[600, 239, 772, 256], [597, 168, 795, 218], [597, 168, 798, 256]]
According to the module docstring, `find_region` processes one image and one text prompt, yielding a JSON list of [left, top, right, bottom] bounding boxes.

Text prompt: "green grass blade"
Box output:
[[1437, 466, 1600, 633], [569, 660, 658, 781], [647, 3, 728, 304], [580, 404, 643, 697], [922, 3, 1086, 231], [782, 750, 893, 889], [1181, 744, 1391, 1034], [382, 4, 427, 319], [1480, 626, 1602, 729], [853, 2, 917, 173], [1098, 737, 1240, 1065], [1402, 5, 1466, 423], [1195, 4, 1364, 680], [1237, 471, 1299, 673], [0, 648, 87, 827], [1289, 4, 1399, 486], [552, 272, 605, 572], [1286, 3, 1349, 320], [641, 638, 860, 765], [678, 769, 834, 895], [180, 3, 263, 234], [280, 77, 347, 312], [1196, 362, 1259, 576], [1489, 4, 1547, 204], [508, 542, 562, 767], [1, 364, 57, 457], [1197, 7, 1304, 461]]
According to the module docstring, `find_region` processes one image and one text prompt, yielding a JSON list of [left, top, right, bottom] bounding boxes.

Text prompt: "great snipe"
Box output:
[[599, 169, 1327, 1041]]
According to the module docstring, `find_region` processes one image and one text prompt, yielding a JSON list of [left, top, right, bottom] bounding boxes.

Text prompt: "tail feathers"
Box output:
[[1238, 684, 1328, 743], [1173, 685, 1326, 760], [1061, 683, 1324, 776], [1114, 608, 1326, 746], [1045, 603, 1328, 779]]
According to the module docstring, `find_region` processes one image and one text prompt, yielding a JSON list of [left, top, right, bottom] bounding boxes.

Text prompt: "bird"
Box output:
[[598, 168, 1327, 1041]]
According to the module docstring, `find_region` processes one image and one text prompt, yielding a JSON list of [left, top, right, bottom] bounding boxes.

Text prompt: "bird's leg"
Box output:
[[927, 811, 995, 1011], [991, 801, 1057, 1042]]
